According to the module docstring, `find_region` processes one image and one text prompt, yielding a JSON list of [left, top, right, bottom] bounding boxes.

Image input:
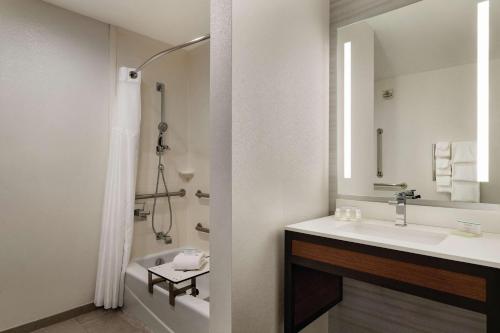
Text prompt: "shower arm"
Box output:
[[129, 34, 210, 79]]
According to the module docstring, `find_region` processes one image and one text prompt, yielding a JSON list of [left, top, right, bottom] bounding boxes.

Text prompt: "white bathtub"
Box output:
[[124, 248, 209, 333]]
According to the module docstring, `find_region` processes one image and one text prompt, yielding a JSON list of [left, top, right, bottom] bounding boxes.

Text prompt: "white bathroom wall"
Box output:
[[230, 0, 330, 332], [114, 28, 210, 259], [0, 1, 109, 330], [210, 0, 330, 331], [209, 0, 233, 330]]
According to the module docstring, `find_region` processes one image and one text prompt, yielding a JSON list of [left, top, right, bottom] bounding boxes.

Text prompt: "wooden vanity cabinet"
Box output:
[[284, 231, 500, 333]]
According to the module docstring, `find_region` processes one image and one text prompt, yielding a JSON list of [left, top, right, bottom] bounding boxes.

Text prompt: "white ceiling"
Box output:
[[365, 0, 500, 80], [43, 0, 210, 46]]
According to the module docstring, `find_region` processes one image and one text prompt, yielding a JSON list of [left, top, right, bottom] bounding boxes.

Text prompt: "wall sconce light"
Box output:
[[477, 0, 489, 182], [344, 41, 352, 179]]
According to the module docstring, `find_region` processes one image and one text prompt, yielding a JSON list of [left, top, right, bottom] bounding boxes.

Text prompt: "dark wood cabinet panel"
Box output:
[[292, 239, 486, 302], [285, 231, 500, 333]]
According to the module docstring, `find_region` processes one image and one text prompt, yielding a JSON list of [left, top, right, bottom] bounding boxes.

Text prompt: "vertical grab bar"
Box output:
[[377, 128, 383, 178], [432, 144, 436, 181], [156, 82, 165, 123]]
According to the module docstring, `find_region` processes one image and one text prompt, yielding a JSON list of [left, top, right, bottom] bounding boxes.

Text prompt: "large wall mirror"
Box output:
[[336, 0, 499, 206]]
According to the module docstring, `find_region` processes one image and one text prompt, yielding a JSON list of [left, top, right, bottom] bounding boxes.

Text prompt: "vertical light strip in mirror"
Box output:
[[477, 0, 489, 182], [344, 41, 352, 179]]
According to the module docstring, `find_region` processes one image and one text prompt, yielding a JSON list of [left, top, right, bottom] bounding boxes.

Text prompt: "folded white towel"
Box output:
[[437, 185, 452, 193], [436, 176, 451, 186], [452, 142, 476, 163], [435, 158, 450, 169], [451, 181, 480, 203], [453, 163, 476, 182], [436, 165, 452, 176], [172, 252, 206, 271], [435, 142, 451, 158]]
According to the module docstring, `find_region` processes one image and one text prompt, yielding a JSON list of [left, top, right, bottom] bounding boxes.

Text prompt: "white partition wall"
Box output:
[[210, 0, 330, 331]]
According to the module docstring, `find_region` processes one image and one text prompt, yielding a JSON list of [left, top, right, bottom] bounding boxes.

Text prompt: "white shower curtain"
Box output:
[[94, 67, 141, 308]]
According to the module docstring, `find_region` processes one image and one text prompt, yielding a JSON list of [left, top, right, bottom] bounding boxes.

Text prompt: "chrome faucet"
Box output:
[[388, 190, 420, 227]]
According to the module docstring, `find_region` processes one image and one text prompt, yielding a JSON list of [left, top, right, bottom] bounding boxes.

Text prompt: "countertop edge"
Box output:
[[285, 224, 500, 270]]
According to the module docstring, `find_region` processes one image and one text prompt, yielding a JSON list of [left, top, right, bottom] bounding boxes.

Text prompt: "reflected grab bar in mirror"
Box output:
[[195, 190, 210, 198], [195, 223, 210, 233], [135, 189, 186, 200], [432, 144, 437, 181], [373, 183, 408, 191], [377, 128, 383, 178]]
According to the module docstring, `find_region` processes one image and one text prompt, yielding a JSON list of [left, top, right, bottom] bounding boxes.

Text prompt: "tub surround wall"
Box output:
[[114, 28, 210, 259], [185, 43, 211, 252], [0, 1, 109, 331], [116, 27, 189, 258]]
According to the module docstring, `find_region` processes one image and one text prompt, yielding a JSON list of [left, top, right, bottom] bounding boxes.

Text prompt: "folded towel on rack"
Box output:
[[436, 165, 452, 176], [435, 142, 451, 158], [172, 251, 207, 271], [453, 163, 476, 182], [437, 185, 452, 193], [452, 142, 476, 163], [436, 176, 451, 187], [436, 175, 451, 193], [435, 159, 450, 169], [451, 181, 480, 203]]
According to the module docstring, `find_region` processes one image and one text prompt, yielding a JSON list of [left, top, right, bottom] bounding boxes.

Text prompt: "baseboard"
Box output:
[[1, 303, 96, 333]]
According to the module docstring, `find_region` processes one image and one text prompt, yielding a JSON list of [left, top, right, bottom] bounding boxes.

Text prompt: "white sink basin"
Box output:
[[335, 222, 448, 245]]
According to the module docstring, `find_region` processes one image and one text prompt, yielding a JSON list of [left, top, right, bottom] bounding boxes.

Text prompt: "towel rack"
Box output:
[[195, 223, 210, 233], [135, 189, 186, 200], [373, 183, 408, 191], [195, 190, 210, 198]]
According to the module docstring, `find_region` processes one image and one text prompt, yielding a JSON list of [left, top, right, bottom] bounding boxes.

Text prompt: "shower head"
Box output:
[[158, 122, 168, 133]]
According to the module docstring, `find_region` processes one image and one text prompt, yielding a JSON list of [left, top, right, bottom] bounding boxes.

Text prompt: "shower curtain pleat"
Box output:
[[94, 67, 141, 308]]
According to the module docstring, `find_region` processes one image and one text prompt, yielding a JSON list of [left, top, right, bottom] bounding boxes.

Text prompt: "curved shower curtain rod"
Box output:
[[129, 34, 210, 79]]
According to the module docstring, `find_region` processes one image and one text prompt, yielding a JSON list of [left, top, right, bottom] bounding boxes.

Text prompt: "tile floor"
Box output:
[[32, 309, 151, 333]]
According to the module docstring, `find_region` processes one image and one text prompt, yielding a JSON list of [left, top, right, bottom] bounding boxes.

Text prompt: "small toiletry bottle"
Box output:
[[334, 208, 341, 220], [345, 208, 352, 221], [355, 208, 362, 221], [339, 207, 348, 221]]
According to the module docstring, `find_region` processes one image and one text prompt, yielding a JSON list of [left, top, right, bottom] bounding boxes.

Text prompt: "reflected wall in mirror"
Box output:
[[337, 0, 500, 205]]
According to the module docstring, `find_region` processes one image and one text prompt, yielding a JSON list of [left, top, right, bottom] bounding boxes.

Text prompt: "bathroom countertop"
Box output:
[[286, 216, 500, 269]]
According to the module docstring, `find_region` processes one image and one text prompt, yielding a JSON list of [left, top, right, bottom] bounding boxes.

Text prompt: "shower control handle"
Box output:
[[134, 208, 150, 219]]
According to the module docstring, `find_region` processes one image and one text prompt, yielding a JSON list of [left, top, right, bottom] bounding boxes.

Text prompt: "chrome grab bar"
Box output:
[[135, 189, 186, 200], [373, 183, 408, 191], [195, 190, 210, 198], [377, 128, 383, 178], [195, 223, 210, 233], [432, 143, 437, 181]]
